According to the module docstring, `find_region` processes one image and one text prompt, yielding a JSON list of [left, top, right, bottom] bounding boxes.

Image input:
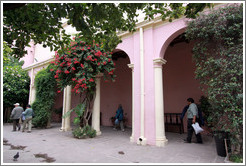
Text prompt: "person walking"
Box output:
[[183, 98, 203, 144], [10, 103, 23, 131], [22, 104, 33, 133]]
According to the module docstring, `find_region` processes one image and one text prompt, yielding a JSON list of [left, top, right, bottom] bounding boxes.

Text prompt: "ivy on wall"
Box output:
[[185, 4, 243, 157], [32, 64, 57, 128]]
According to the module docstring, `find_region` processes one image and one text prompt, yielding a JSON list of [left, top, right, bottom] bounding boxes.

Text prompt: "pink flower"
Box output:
[[103, 61, 106, 65], [95, 50, 102, 57], [108, 70, 114, 75], [65, 70, 70, 74], [108, 58, 111, 62], [89, 78, 94, 82], [74, 61, 80, 64], [72, 67, 76, 71], [50, 69, 54, 71], [97, 62, 100, 66], [80, 64, 84, 68], [57, 90, 61, 93]]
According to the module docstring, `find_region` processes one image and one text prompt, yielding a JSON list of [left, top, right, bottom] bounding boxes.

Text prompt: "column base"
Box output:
[[137, 136, 147, 145], [96, 130, 101, 136], [59, 128, 64, 132], [59, 127, 71, 132], [156, 137, 168, 147], [130, 135, 134, 142], [64, 127, 71, 132]]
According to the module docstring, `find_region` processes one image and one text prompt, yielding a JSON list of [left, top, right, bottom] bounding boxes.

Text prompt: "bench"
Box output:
[[164, 113, 184, 134]]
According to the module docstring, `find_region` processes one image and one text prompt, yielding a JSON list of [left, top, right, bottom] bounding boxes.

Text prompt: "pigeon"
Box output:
[[13, 152, 19, 161]]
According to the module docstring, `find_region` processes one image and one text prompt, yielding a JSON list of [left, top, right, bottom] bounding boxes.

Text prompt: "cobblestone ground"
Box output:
[[2, 123, 225, 164]]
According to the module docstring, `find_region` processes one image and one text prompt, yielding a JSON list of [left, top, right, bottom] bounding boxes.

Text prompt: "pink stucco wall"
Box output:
[[21, 42, 35, 68], [143, 27, 156, 145], [153, 19, 187, 59]]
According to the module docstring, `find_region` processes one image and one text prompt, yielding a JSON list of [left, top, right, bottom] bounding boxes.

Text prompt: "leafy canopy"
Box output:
[[3, 42, 30, 108], [3, 3, 212, 59]]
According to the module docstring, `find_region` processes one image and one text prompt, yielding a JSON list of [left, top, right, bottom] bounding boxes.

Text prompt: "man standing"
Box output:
[[184, 98, 203, 144], [10, 103, 23, 131], [22, 105, 33, 133]]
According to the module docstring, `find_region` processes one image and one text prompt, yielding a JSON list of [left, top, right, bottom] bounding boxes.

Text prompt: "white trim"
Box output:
[[23, 58, 54, 71], [138, 27, 147, 145], [128, 64, 135, 142]]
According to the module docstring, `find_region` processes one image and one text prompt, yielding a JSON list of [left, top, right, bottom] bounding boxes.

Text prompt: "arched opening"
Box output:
[[100, 50, 132, 128], [162, 33, 204, 133]]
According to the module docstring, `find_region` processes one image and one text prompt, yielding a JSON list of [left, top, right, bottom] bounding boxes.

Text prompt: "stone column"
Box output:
[[60, 86, 71, 131], [153, 58, 168, 147], [128, 64, 135, 142], [29, 68, 36, 104], [92, 73, 103, 135]]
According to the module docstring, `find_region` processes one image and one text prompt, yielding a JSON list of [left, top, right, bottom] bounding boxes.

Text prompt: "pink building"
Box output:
[[21, 4, 226, 147]]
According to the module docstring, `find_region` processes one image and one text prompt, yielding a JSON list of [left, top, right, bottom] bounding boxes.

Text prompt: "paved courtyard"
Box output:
[[2, 123, 226, 164]]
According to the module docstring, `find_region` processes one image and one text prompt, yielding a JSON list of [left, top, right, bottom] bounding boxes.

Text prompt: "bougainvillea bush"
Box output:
[[51, 36, 116, 94], [50, 36, 116, 134]]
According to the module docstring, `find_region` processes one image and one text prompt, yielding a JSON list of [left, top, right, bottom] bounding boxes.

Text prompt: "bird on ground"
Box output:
[[13, 152, 19, 161]]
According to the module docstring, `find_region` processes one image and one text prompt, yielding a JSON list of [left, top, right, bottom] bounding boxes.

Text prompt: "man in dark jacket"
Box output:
[[10, 103, 23, 131]]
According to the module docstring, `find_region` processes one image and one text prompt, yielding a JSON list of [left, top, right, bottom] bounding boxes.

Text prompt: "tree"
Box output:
[[51, 36, 115, 138], [3, 42, 30, 121], [3, 3, 212, 59], [185, 4, 243, 158]]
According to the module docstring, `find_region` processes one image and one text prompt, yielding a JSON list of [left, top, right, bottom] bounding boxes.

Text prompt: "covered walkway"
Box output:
[[2, 123, 226, 164]]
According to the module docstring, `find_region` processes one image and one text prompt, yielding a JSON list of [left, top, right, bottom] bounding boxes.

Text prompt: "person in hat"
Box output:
[[10, 103, 24, 131], [22, 104, 33, 133]]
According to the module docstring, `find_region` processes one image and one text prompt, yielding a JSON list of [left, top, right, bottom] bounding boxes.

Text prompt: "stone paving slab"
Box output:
[[2, 123, 226, 164]]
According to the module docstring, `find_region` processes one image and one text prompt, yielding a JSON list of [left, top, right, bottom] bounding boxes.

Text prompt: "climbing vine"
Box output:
[[185, 4, 243, 157]]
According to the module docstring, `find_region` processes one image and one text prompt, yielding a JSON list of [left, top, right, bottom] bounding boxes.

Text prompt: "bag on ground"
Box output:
[[192, 122, 204, 134]]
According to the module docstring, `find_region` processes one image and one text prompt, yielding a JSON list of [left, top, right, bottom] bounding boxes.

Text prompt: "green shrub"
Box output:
[[72, 125, 96, 139], [229, 154, 243, 163]]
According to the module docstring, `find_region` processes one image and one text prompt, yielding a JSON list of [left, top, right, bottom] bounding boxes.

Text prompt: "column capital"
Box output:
[[96, 73, 104, 78], [127, 64, 134, 71], [153, 58, 167, 66]]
